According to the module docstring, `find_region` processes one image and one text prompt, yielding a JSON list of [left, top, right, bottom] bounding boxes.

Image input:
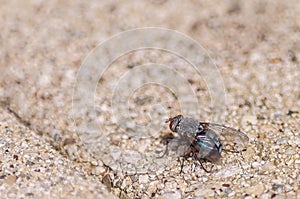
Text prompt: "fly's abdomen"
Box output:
[[194, 134, 222, 164]]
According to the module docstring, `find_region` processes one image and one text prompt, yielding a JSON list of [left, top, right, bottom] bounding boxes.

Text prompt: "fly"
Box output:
[[165, 115, 249, 172]]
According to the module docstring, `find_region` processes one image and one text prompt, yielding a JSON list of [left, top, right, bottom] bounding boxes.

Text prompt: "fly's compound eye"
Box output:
[[168, 115, 183, 132], [169, 119, 175, 131]]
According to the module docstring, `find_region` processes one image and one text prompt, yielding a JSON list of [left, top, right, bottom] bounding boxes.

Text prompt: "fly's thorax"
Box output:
[[176, 117, 199, 135]]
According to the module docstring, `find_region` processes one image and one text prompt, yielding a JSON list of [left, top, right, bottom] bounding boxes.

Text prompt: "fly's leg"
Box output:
[[223, 148, 239, 153], [223, 146, 247, 168], [158, 133, 175, 158], [223, 143, 247, 154], [158, 142, 170, 158], [179, 157, 185, 173], [198, 159, 214, 173]]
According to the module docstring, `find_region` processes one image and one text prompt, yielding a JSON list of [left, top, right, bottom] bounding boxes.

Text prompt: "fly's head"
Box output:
[[166, 115, 184, 133]]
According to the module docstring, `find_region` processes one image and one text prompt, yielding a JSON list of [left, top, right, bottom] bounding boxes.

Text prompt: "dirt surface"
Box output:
[[0, 1, 300, 198]]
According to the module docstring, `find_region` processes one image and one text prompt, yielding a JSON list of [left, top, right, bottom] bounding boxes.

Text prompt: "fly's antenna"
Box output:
[[165, 117, 172, 123]]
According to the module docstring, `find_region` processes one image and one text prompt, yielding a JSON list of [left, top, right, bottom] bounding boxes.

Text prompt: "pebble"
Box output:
[[91, 160, 98, 166], [121, 176, 132, 189], [131, 174, 139, 182], [245, 184, 265, 196], [0, 139, 5, 147], [194, 188, 215, 197], [138, 175, 149, 184], [91, 166, 106, 176], [225, 187, 233, 194], [126, 121, 136, 129], [285, 149, 295, 155], [250, 52, 262, 63], [228, 191, 236, 197], [293, 138, 300, 146], [147, 184, 157, 195], [165, 181, 177, 189], [251, 161, 260, 169], [260, 193, 270, 199], [276, 138, 288, 145], [214, 165, 242, 178], [156, 166, 165, 175], [124, 164, 137, 175], [162, 190, 181, 199], [272, 184, 283, 191]]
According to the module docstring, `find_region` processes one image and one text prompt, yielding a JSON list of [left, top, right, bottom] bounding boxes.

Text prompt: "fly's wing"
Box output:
[[201, 123, 249, 151]]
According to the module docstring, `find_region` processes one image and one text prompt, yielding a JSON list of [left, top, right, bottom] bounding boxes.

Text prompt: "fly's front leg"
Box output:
[[158, 142, 170, 158], [158, 133, 177, 158]]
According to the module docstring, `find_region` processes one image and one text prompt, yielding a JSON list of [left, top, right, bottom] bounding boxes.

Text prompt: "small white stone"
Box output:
[[121, 177, 132, 189], [91, 160, 98, 166], [0, 140, 5, 147], [147, 184, 157, 195], [228, 191, 236, 197], [276, 138, 288, 145], [214, 165, 242, 178], [251, 161, 260, 168], [260, 193, 270, 199], [138, 175, 149, 184], [162, 190, 181, 199], [195, 188, 215, 197], [250, 52, 262, 63], [285, 149, 295, 155], [91, 166, 106, 176], [126, 121, 136, 129], [295, 138, 300, 145], [202, 177, 208, 182]]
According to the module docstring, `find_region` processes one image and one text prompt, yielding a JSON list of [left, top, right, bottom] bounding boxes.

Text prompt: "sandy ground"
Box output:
[[0, 1, 299, 198]]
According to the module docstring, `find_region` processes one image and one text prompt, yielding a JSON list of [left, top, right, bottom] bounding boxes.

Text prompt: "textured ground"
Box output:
[[0, 1, 299, 199]]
